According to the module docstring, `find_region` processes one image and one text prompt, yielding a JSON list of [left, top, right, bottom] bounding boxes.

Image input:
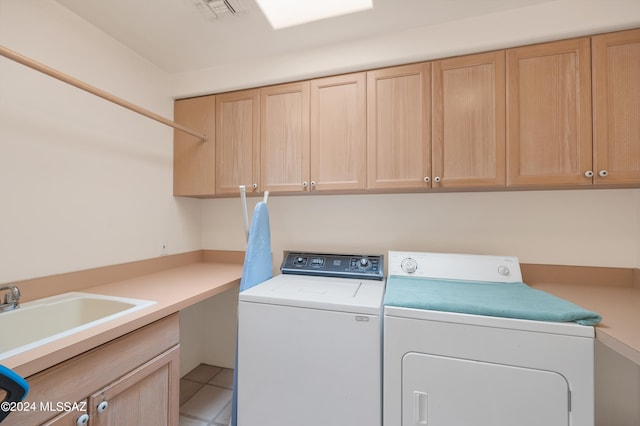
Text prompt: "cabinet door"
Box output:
[[261, 82, 310, 193], [507, 38, 592, 186], [173, 95, 215, 197], [42, 402, 88, 426], [367, 64, 431, 189], [432, 51, 506, 188], [215, 89, 260, 194], [89, 345, 179, 426], [592, 28, 640, 185], [310, 73, 367, 191]]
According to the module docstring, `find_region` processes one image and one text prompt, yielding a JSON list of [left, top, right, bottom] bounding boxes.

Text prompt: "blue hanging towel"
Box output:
[[239, 201, 273, 292], [231, 201, 272, 426], [0, 365, 29, 423]]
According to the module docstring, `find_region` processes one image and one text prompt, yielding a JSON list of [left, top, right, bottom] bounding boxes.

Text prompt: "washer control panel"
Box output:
[[281, 251, 384, 280], [388, 251, 522, 283]]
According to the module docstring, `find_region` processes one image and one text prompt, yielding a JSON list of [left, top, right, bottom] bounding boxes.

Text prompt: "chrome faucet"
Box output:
[[0, 285, 21, 312]]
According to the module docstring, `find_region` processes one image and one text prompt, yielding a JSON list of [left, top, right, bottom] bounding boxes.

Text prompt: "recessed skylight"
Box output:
[[255, 0, 373, 29]]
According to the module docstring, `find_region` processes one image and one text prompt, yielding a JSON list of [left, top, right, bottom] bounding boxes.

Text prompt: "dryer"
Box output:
[[383, 251, 595, 426], [238, 251, 385, 426]]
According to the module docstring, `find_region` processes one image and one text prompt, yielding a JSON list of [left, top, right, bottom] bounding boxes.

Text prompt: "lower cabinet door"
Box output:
[[41, 401, 88, 426], [89, 345, 180, 426]]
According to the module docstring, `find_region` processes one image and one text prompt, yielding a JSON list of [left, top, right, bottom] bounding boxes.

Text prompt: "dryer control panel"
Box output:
[[281, 251, 384, 280], [388, 251, 522, 283]]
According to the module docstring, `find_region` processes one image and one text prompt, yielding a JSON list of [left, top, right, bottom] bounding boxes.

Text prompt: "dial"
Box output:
[[401, 257, 418, 273], [498, 265, 510, 277], [359, 258, 370, 268]]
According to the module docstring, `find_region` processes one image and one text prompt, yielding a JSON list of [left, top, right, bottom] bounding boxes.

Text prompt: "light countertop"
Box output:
[[4, 255, 638, 378], [532, 283, 640, 365], [5, 261, 242, 378]]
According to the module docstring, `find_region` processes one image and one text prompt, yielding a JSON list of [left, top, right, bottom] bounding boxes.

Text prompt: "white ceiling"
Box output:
[[55, 0, 554, 74]]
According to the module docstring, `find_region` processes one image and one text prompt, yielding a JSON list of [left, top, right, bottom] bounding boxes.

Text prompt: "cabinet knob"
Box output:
[[251, 183, 258, 189], [97, 400, 109, 413], [434, 176, 441, 183], [598, 170, 608, 177], [423, 177, 430, 183], [302, 181, 308, 188], [76, 413, 90, 426], [310, 181, 316, 188], [584, 170, 594, 178]]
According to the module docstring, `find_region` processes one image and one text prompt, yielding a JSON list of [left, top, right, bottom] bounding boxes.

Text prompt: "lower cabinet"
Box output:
[[5, 314, 180, 426]]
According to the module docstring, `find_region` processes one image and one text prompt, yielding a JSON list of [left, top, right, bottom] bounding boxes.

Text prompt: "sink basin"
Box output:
[[0, 292, 155, 360]]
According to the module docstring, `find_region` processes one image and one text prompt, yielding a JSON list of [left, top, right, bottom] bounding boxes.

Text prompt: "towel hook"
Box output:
[[239, 185, 249, 242]]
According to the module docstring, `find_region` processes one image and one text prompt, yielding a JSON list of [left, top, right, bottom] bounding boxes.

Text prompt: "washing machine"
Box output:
[[383, 251, 595, 426], [238, 251, 385, 426]]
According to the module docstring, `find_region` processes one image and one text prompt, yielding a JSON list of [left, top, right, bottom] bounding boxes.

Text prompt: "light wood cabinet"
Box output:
[[173, 95, 215, 197], [260, 82, 310, 193], [506, 37, 593, 187], [215, 89, 260, 195], [173, 29, 640, 196], [310, 73, 367, 191], [88, 346, 179, 425], [6, 315, 180, 426], [592, 28, 640, 185], [41, 404, 87, 426], [367, 64, 431, 190], [432, 51, 506, 188]]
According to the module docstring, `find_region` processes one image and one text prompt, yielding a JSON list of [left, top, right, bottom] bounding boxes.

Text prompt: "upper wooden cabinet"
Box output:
[[215, 89, 260, 195], [367, 64, 431, 190], [173, 29, 640, 197], [432, 51, 506, 188], [592, 28, 640, 185], [506, 37, 593, 187], [173, 95, 215, 197], [310, 73, 367, 191], [260, 82, 310, 193]]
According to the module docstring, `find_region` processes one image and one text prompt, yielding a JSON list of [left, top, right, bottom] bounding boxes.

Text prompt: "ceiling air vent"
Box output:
[[191, 0, 248, 19]]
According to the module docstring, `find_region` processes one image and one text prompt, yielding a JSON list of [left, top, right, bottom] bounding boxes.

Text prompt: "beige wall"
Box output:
[[202, 189, 640, 270], [0, 0, 202, 283]]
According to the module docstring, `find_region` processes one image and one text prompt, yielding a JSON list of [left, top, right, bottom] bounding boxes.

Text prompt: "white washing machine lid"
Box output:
[[239, 274, 385, 315]]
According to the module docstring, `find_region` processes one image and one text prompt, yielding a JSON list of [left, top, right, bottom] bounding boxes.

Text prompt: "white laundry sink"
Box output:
[[0, 292, 155, 360]]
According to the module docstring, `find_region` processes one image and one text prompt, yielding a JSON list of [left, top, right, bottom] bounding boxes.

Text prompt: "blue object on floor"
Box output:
[[384, 277, 602, 326], [0, 365, 29, 423], [231, 201, 273, 426]]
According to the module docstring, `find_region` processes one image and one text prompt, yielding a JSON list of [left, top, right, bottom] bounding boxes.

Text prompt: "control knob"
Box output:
[[359, 258, 370, 268], [401, 257, 418, 274], [497, 265, 510, 277]]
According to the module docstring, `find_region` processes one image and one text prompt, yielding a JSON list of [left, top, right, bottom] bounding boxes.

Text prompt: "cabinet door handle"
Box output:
[[434, 176, 441, 183], [76, 413, 90, 426], [251, 183, 258, 189], [584, 170, 594, 178], [302, 181, 308, 188], [310, 181, 316, 189], [598, 170, 608, 177], [423, 176, 430, 183], [97, 400, 109, 413]]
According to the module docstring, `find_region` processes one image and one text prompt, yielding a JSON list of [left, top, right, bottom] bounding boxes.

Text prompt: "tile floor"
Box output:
[[179, 364, 233, 426]]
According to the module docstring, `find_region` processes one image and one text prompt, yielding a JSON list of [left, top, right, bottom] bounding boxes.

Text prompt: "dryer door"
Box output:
[[402, 353, 569, 426]]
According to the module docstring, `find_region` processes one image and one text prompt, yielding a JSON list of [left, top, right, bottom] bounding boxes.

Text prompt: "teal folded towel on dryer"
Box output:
[[384, 277, 602, 326], [232, 201, 273, 426]]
